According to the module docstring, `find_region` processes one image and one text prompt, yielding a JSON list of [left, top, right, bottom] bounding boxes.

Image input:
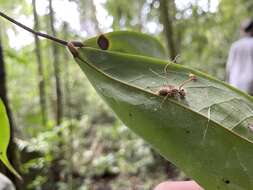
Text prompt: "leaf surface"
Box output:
[[73, 31, 253, 190], [0, 99, 21, 179], [84, 31, 167, 59]]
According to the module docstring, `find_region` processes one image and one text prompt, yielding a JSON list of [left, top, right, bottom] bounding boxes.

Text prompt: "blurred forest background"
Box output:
[[0, 0, 252, 189]]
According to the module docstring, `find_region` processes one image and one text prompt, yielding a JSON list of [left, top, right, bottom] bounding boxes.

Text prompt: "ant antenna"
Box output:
[[149, 67, 168, 79], [163, 54, 180, 74]]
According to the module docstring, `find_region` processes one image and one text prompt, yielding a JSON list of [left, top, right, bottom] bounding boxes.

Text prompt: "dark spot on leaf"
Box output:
[[222, 179, 230, 184], [129, 113, 132, 117], [186, 130, 191, 134], [0, 152, 2, 155], [97, 35, 109, 50]]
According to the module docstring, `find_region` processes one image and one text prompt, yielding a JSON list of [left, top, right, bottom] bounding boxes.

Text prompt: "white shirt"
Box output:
[[227, 36, 253, 94]]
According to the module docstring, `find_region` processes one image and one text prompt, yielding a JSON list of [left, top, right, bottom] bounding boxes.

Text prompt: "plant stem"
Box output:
[[0, 11, 83, 47]]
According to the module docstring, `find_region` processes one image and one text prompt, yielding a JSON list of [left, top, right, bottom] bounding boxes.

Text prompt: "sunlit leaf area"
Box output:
[[0, 0, 252, 190]]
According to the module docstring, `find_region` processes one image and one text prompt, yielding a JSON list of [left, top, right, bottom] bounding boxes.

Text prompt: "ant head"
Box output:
[[179, 89, 186, 98]]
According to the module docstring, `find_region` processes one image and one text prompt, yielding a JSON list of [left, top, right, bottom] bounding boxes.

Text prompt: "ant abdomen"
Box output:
[[158, 88, 170, 96], [157, 85, 176, 97]]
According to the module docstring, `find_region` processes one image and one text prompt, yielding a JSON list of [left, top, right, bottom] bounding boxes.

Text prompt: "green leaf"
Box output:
[[73, 31, 253, 190], [0, 99, 22, 180], [84, 31, 167, 59]]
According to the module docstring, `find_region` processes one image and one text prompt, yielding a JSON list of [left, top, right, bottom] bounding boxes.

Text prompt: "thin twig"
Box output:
[[0, 11, 83, 47]]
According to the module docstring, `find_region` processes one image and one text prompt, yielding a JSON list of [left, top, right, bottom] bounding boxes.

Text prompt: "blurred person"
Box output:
[[226, 19, 253, 95]]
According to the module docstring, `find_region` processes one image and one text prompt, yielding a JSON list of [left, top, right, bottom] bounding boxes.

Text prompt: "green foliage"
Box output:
[[2, 0, 253, 189], [0, 98, 21, 179], [105, 0, 145, 30], [20, 118, 167, 189], [74, 31, 253, 190]]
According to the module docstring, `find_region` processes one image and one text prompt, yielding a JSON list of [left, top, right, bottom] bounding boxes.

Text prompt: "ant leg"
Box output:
[[149, 67, 167, 79], [145, 85, 164, 90], [202, 106, 211, 142], [164, 55, 180, 75], [163, 62, 170, 75], [160, 94, 170, 108], [163, 63, 171, 84], [172, 54, 180, 63], [149, 67, 170, 90], [145, 86, 157, 93]]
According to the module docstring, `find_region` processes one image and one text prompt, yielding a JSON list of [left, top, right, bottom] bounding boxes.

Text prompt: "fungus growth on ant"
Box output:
[[157, 73, 196, 98]]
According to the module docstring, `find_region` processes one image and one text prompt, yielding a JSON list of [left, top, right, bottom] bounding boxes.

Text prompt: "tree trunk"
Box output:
[[137, 0, 144, 31], [49, 0, 63, 125], [62, 22, 71, 115], [62, 22, 72, 187], [159, 0, 177, 60], [48, 1, 64, 187], [0, 32, 22, 190], [91, 0, 102, 33], [32, 0, 48, 126]]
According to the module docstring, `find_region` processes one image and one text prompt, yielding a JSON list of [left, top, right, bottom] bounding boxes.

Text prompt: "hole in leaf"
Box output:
[[97, 35, 109, 50]]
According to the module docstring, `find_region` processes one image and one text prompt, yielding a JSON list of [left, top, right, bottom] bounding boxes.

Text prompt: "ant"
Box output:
[[155, 73, 197, 107], [157, 73, 197, 98]]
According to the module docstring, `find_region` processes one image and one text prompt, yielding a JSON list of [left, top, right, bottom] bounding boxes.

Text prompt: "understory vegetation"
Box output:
[[0, 0, 252, 189]]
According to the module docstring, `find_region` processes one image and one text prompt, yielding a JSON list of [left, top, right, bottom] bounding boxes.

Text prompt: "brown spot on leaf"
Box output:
[[222, 178, 230, 184], [97, 35, 109, 50]]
